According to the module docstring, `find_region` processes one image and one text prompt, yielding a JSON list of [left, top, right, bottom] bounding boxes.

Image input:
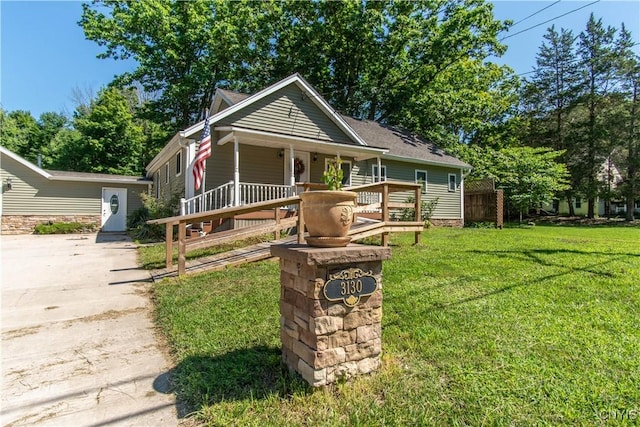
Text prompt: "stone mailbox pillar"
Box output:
[[270, 243, 391, 387]]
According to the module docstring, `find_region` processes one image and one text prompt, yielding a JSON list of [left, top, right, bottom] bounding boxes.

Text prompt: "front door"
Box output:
[[101, 187, 128, 232], [285, 150, 310, 184]]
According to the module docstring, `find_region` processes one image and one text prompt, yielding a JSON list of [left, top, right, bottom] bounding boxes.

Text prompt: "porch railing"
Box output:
[[182, 181, 234, 215], [239, 182, 295, 205], [181, 181, 295, 215]]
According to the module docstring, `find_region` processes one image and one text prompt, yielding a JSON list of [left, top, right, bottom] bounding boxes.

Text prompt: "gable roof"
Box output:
[[182, 73, 368, 147], [213, 87, 470, 169], [1, 146, 150, 185]]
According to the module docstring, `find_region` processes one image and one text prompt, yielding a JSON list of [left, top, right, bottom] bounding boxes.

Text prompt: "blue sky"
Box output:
[[1, 0, 638, 119]]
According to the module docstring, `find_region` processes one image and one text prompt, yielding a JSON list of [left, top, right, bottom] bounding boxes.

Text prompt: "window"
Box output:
[[448, 173, 457, 192], [415, 170, 427, 193], [165, 163, 169, 184], [155, 171, 160, 198], [372, 164, 387, 182], [325, 159, 352, 187], [575, 198, 582, 209], [175, 151, 182, 176]]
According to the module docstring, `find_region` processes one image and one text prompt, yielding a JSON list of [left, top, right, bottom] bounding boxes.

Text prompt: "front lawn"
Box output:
[[149, 226, 640, 425]]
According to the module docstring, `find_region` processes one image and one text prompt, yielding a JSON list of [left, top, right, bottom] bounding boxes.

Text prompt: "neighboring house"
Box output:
[[146, 73, 471, 226], [554, 160, 637, 216], [1, 146, 151, 234]]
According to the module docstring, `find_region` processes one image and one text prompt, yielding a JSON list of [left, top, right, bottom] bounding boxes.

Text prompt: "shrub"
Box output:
[[128, 192, 181, 242], [399, 196, 439, 227], [34, 222, 97, 234]]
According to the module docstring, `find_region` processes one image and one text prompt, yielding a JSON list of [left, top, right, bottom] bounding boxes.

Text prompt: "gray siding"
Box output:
[[156, 147, 186, 202], [221, 85, 355, 144], [353, 159, 462, 219], [1, 156, 147, 217]]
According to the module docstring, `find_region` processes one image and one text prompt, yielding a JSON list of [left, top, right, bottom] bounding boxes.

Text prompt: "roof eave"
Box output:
[[382, 153, 472, 170]]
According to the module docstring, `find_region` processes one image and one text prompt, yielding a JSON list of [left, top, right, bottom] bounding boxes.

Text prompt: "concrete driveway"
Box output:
[[1, 233, 177, 426]]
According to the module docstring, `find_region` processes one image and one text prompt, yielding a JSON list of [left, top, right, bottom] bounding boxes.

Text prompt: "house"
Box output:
[[146, 73, 471, 226], [0, 146, 151, 234], [554, 160, 638, 217]]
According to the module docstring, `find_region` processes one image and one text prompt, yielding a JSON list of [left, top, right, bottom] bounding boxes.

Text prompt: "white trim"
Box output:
[[214, 126, 386, 159], [460, 167, 465, 221], [448, 173, 457, 192], [383, 153, 471, 171], [325, 158, 352, 187], [1, 146, 148, 185], [372, 164, 387, 183], [415, 169, 428, 193], [181, 73, 369, 147], [175, 150, 183, 177], [1, 146, 52, 179]]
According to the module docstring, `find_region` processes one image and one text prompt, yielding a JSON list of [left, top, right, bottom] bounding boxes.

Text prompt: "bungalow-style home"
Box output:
[[0, 146, 151, 234], [147, 73, 471, 227]]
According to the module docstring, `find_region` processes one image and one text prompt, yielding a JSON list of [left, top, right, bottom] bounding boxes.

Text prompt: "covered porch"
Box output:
[[181, 126, 387, 215]]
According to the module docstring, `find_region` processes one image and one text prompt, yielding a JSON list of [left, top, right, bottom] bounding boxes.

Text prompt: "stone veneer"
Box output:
[[1, 215, 101, 235], [270, 243, 391, 387], [430, 218, 463, 227]]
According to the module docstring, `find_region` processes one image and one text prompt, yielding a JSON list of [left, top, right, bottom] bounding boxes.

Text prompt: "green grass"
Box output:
[[150, 226, 640, 426]]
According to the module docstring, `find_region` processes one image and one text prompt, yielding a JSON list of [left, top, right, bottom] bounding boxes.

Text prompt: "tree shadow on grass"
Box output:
[[418, 248, 633, 311], [158, 345, 310, 418]]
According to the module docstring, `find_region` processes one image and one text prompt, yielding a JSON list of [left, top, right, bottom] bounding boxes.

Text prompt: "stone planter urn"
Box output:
[[300, 190, 357, 247]]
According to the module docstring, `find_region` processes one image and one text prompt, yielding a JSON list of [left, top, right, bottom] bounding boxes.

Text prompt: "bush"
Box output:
[[128, 192, 181, 242], [34, 222, 97, 234], [399, 196, 439, 227]]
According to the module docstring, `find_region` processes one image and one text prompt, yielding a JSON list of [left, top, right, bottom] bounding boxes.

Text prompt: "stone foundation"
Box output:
[[1, 215, 101, 235], [430, 218, 463, 227], [271, 243, 391, 387]]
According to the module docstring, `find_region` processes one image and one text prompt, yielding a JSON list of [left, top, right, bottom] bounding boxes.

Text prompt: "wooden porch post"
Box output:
[[178, 220, 186, 276], [165, 222, 173, 268], [414, 186, 422, 245], [274, 207, 281, 240], [289, 144, 295, 187], [381, 183, 389, 247], [297, 197, 305, 244]]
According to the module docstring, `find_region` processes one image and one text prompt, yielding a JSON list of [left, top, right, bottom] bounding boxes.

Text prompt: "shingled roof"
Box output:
[[213, 87, 470, 169], [341, 116, 470, 169]]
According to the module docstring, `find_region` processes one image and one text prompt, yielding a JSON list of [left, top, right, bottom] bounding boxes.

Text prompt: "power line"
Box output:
[[500, 0, 601, 41], [516, 41, 640, 77], [510, 0, 562, 28]]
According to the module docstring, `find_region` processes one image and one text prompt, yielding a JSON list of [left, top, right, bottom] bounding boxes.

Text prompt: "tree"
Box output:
[[575, 14, 620, 218], [80, 0, 514, 145], [617, 38, 640, 221], [460, 145, 569, 221], [522, 26, 580, 214], [64, 87, 145, 175]]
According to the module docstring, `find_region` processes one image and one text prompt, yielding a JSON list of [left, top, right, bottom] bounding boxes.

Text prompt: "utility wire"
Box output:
[[516, 41, 640, 77], [510, 0, 562, 28], [500, 0, 601, 41]]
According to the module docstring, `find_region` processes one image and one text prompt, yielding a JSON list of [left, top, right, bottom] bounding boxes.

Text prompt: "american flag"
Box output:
[[193, 113, 212, 191]]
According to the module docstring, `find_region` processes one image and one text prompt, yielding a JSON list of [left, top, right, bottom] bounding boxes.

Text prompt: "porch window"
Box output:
[[415, 170, 427, 193], [372, 164, 387, 182], [448, 173, 457, 192], [155, 171, 160, 198], [164, 163, 169, 184], [325, 159, 352, 187], [175, 151, 182, 176]]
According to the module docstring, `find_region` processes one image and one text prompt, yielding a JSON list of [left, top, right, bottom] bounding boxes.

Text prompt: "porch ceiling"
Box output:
[[214, 126, 387, 161]]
